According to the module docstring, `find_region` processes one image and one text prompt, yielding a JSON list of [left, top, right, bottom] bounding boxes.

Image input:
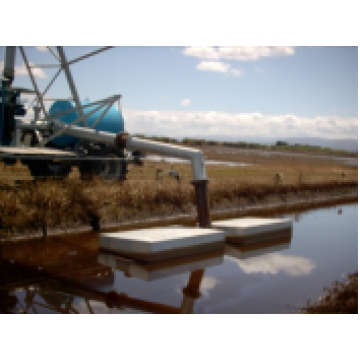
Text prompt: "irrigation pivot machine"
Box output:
[[1, 46, 211, 226], [0, 46, 143, 180]]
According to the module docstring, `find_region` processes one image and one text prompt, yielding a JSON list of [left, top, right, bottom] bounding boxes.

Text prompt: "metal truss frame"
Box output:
[[17, 46, 118, 146]]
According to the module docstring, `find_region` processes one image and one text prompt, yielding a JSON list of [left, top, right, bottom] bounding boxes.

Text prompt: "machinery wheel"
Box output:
[[27, 160, 72, 180], [3, 158, 17, 166], [79, 148, 127, 181]]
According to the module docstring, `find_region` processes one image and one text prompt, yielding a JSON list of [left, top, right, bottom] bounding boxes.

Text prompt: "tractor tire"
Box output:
[[79, 148, 127, 181], [27, 160, 72, 180]]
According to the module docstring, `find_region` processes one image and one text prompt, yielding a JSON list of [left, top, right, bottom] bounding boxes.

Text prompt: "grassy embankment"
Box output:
[[303, 272, 358, 314], [0, 144, 357, 238]]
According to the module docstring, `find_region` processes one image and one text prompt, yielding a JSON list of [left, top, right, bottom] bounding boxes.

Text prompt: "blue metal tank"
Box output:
[[49, 100, 124, 148]]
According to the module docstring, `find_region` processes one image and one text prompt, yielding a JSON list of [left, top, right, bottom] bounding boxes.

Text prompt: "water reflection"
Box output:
[[0, 239, 114, 314], [97, 250, 224, 313], [228, 253, 315, 276], [1, 203, 357, 314], [0, 237, 223, 314], [1, 233, 293, 314], [0, 230, 295, 314], [226, 236, 315, 276], [98, 250, 223, 281]]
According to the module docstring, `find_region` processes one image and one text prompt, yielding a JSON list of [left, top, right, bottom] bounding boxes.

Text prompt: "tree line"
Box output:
[[132, 135, 357, 156]]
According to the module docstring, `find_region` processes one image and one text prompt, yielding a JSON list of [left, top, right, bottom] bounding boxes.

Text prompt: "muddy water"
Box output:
[[0, 203, 357, 314]]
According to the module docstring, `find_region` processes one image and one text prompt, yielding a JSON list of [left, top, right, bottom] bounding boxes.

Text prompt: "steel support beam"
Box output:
[[29, 64, 60, 68], [68, 46, 114, 65], [47, 46, 61, 62], [19, 47, 47, 117], [90, 100, 115, 129], [27, 68, 62, 110], [28, 95, 119, 124], [56, 47, 86, 126]]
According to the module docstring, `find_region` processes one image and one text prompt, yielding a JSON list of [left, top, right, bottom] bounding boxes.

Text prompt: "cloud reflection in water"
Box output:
[[229, 253, 316, 276]]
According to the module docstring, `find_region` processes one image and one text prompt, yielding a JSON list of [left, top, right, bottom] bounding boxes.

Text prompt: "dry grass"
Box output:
[[0, 149, 357, 238], [0, 175, 357, 238], [303, 272, 358, 314], [0, 180, 101, 237]]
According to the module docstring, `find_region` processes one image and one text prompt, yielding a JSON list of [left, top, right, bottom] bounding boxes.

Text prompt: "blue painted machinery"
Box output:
[[0, 46, 141, 180], [49, 100, 124, 149]]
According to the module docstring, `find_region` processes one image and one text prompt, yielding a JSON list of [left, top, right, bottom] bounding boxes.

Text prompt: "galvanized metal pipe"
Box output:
[[52, 122, 116, 144], [43, 125, 207, 181], [15, 119, 212, 226], [16, 121, 208, 180], [125, 136, 211, 226], [126, 137, 207, 181]]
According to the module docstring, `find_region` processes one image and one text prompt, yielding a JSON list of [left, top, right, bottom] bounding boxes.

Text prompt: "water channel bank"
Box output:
[[1, 180, 357, 240], [303, 272, 357, 314], [1, 202, 357, 314]]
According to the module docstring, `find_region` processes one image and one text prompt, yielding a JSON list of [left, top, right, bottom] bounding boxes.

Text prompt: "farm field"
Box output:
[[0, 144, 357, 238]]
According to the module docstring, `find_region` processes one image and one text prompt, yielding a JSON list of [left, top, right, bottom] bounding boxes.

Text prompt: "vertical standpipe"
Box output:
[[120, 134, 212, 228]]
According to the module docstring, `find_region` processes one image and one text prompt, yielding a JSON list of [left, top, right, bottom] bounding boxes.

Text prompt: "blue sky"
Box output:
[[1, 46, 358, 141]]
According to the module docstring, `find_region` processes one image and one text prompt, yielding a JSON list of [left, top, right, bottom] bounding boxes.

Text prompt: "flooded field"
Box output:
[[146, 155, 250, 167], [0, 202, 357, 314]]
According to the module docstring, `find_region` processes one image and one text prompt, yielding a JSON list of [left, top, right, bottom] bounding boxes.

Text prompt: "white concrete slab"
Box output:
[[226, 238, 291, 260], [98, 251, 224, 281], [99, 226, 225, 261], [212, 217, 292, 237]]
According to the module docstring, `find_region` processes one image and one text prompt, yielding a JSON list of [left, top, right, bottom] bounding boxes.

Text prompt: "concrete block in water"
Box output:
[[98, 250, 224, 281], [226, 236, 292, 260], [99, 226, 225, 262], [212, 217, 292, 244]]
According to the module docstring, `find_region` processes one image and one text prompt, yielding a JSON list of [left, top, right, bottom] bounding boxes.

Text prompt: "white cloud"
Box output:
[[183, 46, 296, 61], [196, 61, 243, 77], [184, 46, 219, 59], [229, 253, 315, 276], [181, 98, 191, 107], [123, 108, 358, 140], [36, 46, 48, 52], [197, 61, 229, 73], [200, 277, 219, 296], [0, 61, 47, 79]]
